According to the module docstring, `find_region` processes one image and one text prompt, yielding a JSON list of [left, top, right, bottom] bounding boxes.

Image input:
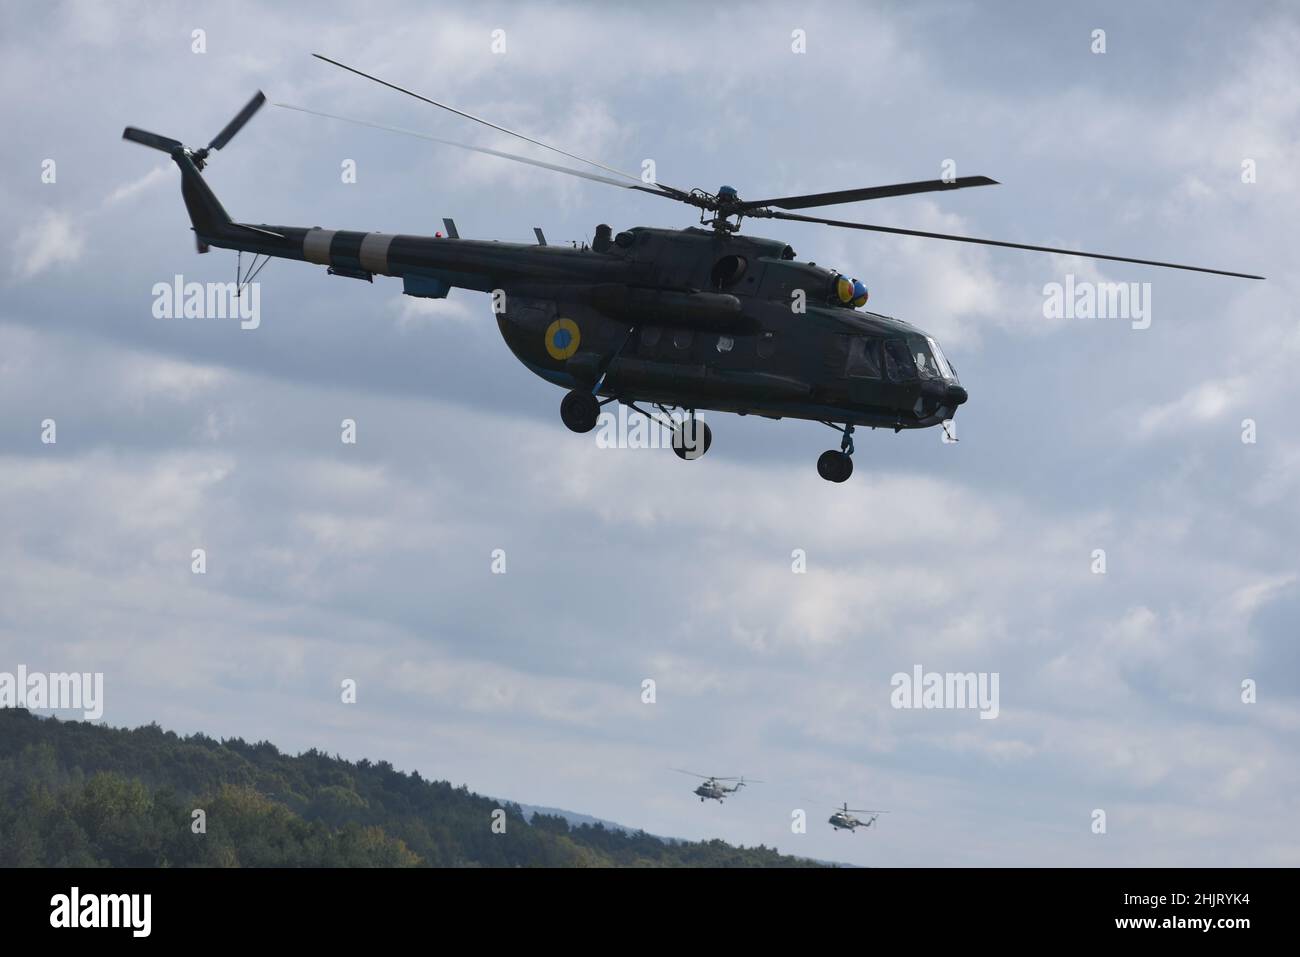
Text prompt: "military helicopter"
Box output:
[[674, 770, 761, 803], [123, 55, 1262, 482], [828, 803, 890, 833]]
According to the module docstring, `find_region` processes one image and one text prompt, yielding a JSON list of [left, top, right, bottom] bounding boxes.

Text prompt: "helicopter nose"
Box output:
[[945, 384, 969, 406]]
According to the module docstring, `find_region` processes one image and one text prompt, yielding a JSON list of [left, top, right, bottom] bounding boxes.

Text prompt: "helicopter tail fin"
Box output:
[[173, 153, 236, 251]]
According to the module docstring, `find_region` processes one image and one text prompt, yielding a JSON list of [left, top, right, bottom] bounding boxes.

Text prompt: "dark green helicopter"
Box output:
[[123, 56, 1262, 482]]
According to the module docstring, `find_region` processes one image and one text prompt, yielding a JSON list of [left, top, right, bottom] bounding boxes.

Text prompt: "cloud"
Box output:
[[1136, 376, 1250, 437], [389, 293, 477, 329], [11, 210, 86, 279]]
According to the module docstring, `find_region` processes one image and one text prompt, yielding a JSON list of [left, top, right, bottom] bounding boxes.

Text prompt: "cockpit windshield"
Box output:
[[926, 336, 956, 381], [908, 335, 958, 382]]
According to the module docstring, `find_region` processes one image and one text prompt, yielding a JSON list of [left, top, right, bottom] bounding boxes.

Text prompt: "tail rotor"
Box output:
[[207, 91, 267, 153], [122, 90, 266, 170], [121, 128, 184, 153]]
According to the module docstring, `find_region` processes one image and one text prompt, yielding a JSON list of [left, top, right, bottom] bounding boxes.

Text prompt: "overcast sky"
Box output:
[[2, 0, 1298, 866]]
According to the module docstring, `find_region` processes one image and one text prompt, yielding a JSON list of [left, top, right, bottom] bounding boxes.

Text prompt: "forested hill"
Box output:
[[0, 710, 823, 867]]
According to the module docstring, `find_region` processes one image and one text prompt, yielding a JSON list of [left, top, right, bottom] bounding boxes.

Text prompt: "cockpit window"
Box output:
[[845, 336, 881, 378], [908, 336, 943, 381], [884, 339, 917, 381]]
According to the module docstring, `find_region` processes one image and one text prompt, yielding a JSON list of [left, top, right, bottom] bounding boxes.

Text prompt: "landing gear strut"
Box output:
[[817, 423, 855, 483], [562, 327, 634, 435], [560, 390, 600, 433]]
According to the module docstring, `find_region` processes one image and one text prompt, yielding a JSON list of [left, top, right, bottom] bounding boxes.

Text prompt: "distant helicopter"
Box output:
[[828, 803, 890, 833], [675, 770, 761, 803], [123, 55, 1262, 481]]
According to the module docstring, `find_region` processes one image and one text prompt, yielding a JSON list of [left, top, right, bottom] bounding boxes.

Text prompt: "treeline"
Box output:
[[0, 710, 821, 868]]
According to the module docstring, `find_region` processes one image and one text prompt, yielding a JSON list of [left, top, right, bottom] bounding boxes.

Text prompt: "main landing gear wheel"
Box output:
[[817, 422, 856, 482], [560, 390, 600, 433], [817, 450, 853, 483], [672, 419, 712, 460]]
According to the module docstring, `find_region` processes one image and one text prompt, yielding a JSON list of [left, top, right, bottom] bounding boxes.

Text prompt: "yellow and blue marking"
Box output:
[[545, 317, 581, 360]]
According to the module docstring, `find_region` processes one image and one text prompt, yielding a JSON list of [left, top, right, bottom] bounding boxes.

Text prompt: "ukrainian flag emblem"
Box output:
[[545, 317, 581, 360]]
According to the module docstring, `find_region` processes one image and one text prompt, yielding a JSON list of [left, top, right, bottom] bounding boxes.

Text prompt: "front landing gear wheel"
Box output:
[[672, 420, 712, 460], [817, 450, 854, 483], [560, 390, 600, 433]]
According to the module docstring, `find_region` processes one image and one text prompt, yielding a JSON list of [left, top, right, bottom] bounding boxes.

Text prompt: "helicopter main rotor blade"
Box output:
[[312, 54, 690, 199], [275, 102, 681, 202], [761, 210, 1265, 280], [736, 176, 998, 213]]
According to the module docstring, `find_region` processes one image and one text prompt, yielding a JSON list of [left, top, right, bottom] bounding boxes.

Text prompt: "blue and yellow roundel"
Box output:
[[545, 317, 581, 360]]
